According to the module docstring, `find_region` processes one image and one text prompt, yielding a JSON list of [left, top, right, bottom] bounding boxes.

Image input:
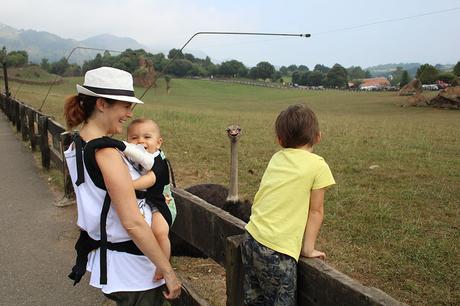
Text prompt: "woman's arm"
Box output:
[[301, 188, 326, 259], [96, 148, 180, 299], [133, 171, 156, 190]]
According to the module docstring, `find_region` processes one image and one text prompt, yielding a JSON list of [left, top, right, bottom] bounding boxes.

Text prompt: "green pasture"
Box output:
[[7, 77, 460, 305]]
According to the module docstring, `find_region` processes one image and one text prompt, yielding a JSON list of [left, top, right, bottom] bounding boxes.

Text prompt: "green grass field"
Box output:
[[7, 77, 460, 305]]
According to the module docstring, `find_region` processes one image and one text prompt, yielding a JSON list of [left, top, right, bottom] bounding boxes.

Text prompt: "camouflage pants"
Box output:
[[241, 232, 297, 306]]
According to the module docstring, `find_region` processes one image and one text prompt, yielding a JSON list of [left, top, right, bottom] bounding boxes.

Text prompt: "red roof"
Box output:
[[361, 77, 390, 87]]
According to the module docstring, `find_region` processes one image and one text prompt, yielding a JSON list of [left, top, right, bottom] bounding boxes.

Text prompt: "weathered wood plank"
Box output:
[[171, 187, 245, 266], [170, 276, 212, 306], [297, 257, 406, 306]]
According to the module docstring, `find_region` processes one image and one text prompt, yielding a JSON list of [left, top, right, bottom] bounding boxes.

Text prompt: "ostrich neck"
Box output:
[[227, 139, 239, 202]]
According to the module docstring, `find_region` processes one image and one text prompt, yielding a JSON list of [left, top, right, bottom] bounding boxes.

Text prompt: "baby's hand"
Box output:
[[164, 194, 172, 205], [122, 141, 154, 170]]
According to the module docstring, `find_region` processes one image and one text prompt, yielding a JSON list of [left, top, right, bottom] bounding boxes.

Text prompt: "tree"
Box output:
[[298, 65, 309, 72], [167, 59, 192, 77], [416, 64, 438, 84], [437, 72, 456, 83], [299, 71, 310, 85], [279, 66, 288, 75], [6, 50, 28, 67], [453, 61, 460, 76], [40, 58, 50, 72], [50, 57, 70, 75], [248, 67, 259, 79], [254, 61, 275, 80], [389, 67, 404, 86], [347, 66, 367, 80], [287, 65, 298, 74], [325, 63, 348, 88], [306, 71, 324, 86], [291, 71, 302, 84], [218, 60, 248, 77], [314, 64, 330, 74], [184, 53, 196, 62], [168, 48, 184, 60], [400, 70, 410, 87]]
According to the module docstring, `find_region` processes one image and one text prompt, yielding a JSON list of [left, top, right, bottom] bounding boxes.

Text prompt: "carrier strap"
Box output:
[[99, 193, 111, 285], [68, 230, 143, 286], [165, 158, 176, 188], [74, 134, 85, 186]]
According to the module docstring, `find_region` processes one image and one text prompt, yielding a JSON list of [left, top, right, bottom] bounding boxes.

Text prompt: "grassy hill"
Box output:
[[6, 77, 460, 305], [7, 66, 59, 82]]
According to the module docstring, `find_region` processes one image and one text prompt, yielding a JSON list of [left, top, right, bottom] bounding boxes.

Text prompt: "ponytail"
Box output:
[[64, 94, 98, 129]]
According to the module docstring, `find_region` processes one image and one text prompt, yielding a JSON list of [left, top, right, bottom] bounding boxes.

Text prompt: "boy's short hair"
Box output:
[[127, 118, 160, 135], [275, 104, 319, 148]]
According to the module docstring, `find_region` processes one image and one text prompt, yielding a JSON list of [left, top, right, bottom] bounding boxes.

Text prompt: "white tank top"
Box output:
[[65, 142, 165, 293]]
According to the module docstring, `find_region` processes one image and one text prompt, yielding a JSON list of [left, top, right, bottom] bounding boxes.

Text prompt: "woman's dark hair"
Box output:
[[64, 94, 115, 129], [275, 104, 320, 148]]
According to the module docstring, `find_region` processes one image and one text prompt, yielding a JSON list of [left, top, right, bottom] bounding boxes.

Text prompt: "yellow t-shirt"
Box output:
[[245, 148, 335, 261]]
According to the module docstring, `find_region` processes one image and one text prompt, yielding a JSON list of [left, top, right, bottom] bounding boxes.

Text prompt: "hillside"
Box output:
[[366, 62, 454, 78], [0, 23, 147, 64]]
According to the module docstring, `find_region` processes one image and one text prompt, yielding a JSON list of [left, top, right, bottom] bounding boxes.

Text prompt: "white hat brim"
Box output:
[[76, 84, 144, 104]]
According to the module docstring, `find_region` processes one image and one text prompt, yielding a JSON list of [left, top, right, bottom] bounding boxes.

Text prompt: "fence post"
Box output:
[[38, 115, 50, 169], [19, 104, 29, 141], [14, 100, 21, 132], [225, 234, 245, 306], [27, 109, 37, 151], [2, 57, 10, 98]]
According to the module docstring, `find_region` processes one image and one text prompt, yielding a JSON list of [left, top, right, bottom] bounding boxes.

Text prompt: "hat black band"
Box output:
[[83, 85, 135, 97]]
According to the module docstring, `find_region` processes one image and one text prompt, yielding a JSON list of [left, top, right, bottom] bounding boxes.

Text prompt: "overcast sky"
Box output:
[[2, 0, 459, 68]]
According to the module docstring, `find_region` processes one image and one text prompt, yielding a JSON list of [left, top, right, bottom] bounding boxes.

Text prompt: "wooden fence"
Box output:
[[0, 92, 405, 306]]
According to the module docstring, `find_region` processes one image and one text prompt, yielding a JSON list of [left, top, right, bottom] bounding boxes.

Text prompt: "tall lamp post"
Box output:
[[139, 31, 311, 99]]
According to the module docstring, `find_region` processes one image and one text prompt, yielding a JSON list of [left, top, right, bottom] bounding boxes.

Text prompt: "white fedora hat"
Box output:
[[76, 67, 143, 104]]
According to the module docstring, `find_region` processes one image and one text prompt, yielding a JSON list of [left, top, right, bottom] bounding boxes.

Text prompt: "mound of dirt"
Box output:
[[427, 86, 460, 109], [399, 79, 422, 96], [406, 93, 428, 107]]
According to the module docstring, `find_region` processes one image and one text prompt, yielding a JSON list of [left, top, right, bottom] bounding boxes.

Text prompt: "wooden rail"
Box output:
[[0, 93, 406, 306]]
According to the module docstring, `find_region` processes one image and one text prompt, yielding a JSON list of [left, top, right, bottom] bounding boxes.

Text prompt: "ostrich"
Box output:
[[171, 124, 251, 258], [185, 124, 251, 223]]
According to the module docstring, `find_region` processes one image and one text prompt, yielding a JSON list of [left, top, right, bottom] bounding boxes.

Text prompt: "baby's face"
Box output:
[[127, 122, 163, 153]]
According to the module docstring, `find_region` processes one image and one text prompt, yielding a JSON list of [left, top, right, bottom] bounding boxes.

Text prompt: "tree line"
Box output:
[[1, 47, 459, 88]]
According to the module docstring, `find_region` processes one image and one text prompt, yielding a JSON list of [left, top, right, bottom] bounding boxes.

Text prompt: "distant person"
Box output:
[[126, 118, 176, 280], [63, 66, 181, 305], [241, 103, 335, 306]]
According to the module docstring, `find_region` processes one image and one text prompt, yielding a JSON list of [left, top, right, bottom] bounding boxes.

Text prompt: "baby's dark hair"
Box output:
[[275, 104, 320, 148]]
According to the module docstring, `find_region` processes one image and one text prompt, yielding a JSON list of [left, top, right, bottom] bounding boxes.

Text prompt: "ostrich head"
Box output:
[[226, 124, 242, 143]]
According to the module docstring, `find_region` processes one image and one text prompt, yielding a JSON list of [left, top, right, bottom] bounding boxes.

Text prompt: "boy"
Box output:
[[242, 104, 335, 305], [126, 118, 177, 280]]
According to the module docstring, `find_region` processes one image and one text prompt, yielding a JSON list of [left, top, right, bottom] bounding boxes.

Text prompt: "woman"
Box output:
[[63, 66, 181, 305]]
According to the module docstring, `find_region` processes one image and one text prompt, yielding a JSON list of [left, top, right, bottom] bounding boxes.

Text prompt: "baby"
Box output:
[[126, 118, 176, 280]]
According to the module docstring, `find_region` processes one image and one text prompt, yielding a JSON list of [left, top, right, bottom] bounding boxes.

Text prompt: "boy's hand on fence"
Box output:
[[301, 249, 326, 260]]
